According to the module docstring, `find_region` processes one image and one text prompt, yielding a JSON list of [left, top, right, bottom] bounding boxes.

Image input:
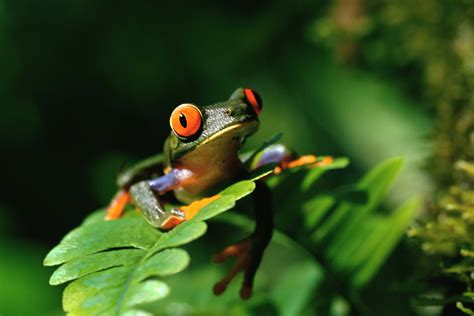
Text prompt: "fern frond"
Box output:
[[44, 180, 256, 315]]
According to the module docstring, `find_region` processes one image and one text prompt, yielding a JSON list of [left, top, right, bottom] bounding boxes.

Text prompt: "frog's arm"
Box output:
[[106, 153, 165, 220], [129, 169, 193, 229], [247, 143, 333, 172], [117, 153, 165, 188], [246, 144, 293, 169]]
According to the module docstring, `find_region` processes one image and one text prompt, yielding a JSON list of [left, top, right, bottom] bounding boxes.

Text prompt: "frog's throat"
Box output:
[[170, 120, 259, 163], [200, 120, 259, 147]]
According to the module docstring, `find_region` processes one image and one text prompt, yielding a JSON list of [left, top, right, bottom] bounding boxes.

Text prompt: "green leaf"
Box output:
[[305, 157, 418, 288], [193, 180, 256, 221], [351, 197, 419, 286], [301, 157, 350, 191], [125, 280, 170, 306], [303, 194, 336, 229], [268, 157, 349, 191], [314, 157, 403, 244], [269, 258, 322, 316], [248, 163, 277, 181], [50, 249, 144, 285], [44, 179, 256, 315], [151, 211, 325, 316], [269, 157, 350, 233], [44, 216, 161, 266], [457, 301, 474, 315]]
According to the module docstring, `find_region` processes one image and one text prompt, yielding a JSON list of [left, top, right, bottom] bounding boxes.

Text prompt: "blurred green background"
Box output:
[[0, 0, 440, 315]]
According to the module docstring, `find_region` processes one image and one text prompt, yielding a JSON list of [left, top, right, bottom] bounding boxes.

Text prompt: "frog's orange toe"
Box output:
[[286, 154, 318, 168], [313, 156, 334, 167], [180, 195, 220, 220], [213, 239, 252, 299], [274, 155, 334, 174], [158, 195, 221, 230], [160, 214, 186, 230], [213, 282, 228, 296], [105, 190, 130, 220], [240, 286, 252, 300], [212, 239, 251, 263], [212, 253, 228, 264]]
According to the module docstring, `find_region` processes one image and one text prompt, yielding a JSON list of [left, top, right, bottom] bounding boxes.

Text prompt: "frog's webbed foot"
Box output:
[[211, 181, 272, 300], [129, 181, 185, 230], [212, 239, 260, 300]]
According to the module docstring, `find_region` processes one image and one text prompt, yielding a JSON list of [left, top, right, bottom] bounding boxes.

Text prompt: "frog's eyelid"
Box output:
[[244, 88, 262, 115]]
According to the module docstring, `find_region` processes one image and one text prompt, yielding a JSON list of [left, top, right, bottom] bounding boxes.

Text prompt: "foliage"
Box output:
[[409, 161, 474, 314], [44, 157, 419, 315], [305, 158, 418, 288], [44, 180, 256, 315], [313, 0, 474, 313]]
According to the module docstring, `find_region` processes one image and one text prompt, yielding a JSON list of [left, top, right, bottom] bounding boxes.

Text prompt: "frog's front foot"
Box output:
[[212, 239, 258, 300], [274, 155, 333, 174], [156, 208, 187, 230], [129, 181, 185, 230]]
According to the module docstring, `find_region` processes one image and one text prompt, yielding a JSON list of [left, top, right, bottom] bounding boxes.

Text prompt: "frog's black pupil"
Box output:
[[179, 113, 187, 128]]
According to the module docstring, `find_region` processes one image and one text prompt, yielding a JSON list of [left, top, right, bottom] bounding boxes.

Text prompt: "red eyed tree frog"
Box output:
[[106, 88, 333, 299]]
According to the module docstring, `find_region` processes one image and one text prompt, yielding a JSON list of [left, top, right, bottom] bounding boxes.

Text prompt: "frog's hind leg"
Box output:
[[213, 182, 272, 300], [251, 143, 333, 173], [212, 239, 252, 298]]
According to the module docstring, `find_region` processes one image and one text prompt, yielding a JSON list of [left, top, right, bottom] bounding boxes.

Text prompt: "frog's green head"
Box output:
[[165, 88, 262, 163]]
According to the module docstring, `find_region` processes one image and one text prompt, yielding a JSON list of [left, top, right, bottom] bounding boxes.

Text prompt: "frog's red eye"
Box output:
[[170, 103, 202, 138], [244, 88, 263, 115]]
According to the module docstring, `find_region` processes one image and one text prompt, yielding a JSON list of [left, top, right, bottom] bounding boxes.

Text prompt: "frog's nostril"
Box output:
[[224, 104, 248, 117]]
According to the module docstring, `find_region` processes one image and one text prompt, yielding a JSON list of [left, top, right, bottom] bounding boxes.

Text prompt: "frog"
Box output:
[[105, 88, 333, 299]]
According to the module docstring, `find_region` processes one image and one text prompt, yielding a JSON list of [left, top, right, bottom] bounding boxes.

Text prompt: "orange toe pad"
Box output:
[[105, 190, 130, 220], [313, 156, 333, 167], [274, 155, 333, 174], [180, 195, 220, 220], [212, 239, 252, 298]]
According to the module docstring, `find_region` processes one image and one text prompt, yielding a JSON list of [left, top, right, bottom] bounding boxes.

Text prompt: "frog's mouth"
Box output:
[[201, 120, 259, 147]]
